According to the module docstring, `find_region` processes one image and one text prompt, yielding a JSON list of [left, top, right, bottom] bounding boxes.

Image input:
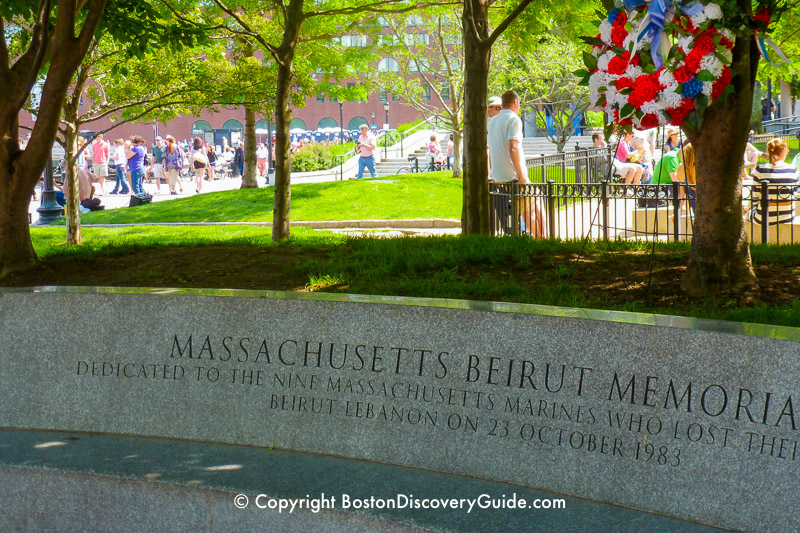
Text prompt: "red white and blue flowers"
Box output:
[[578, 1, 737, 130]]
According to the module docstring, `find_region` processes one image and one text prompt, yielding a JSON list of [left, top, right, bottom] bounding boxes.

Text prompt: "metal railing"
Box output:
[[762, 115, 800, 136], [489, 179, 800, 245], [524, 147, 613, 184]]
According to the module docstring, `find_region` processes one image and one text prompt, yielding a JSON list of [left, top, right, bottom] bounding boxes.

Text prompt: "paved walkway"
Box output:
[[29, 174, 272, 225]]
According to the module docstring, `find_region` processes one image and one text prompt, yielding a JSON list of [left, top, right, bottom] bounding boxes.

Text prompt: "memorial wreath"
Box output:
[[576, 0, 785, 131]]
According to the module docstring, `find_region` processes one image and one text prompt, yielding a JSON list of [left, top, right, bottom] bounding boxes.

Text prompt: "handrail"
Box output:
[[762, 115, 800, 126]]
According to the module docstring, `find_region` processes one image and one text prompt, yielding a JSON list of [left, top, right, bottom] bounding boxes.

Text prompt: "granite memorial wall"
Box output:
[[1, 286, 798, 531]]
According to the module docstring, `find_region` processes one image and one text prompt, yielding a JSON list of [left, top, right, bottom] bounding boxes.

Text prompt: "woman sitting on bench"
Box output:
[[750, 138, 799, 225]]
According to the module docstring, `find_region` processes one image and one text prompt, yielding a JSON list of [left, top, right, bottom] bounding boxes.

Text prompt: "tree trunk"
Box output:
[[461, 0, 492, 235], [0, 0, 106, 278], [271, 2, 303, 242], [63, 126, 82, 245], [241, 107, 259, 189], [681, 33, 759, 297], [452, 127, 463, 179], [272, 60, 294, 241], [0, 162, 37, 277]]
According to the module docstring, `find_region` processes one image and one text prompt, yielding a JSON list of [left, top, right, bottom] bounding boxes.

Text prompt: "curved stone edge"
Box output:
[[0, 429, 723, 533], [1, 285, 797, 342], [0, 466, 431, 533]]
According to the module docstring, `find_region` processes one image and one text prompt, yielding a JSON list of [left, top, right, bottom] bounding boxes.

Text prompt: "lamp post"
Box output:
[[383, 102, 390, 159], [339, 102, 344, 145], [36, 151, 64, 225], [370, 112, 375, 130]]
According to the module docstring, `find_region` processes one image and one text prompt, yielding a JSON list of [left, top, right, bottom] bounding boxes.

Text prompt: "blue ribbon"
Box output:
[[622, 0, 706, 69]]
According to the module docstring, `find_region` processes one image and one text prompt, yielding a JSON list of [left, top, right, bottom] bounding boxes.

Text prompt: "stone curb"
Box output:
[[81, 219, 462, 230]]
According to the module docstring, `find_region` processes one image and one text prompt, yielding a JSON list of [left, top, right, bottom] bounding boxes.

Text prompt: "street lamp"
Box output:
[[36, 152, 64, 225], [339, 102, 344, 145], [382, 103, 390, 159]]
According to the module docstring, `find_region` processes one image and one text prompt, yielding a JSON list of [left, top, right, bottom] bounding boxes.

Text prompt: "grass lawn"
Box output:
[[8, 226, 800, 328], [79, 172, 459, 224]]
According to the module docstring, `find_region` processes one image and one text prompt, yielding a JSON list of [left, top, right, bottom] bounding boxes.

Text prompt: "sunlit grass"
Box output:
[[78, 172, 458, 225]]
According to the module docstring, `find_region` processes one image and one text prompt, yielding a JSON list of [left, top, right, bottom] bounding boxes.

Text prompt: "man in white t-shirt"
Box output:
[[488, 90, 542, 236], [488, 90, 527, 183]]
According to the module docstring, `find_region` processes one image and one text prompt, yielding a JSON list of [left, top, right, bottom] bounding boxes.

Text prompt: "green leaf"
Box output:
[[619, 103, 636, 119], [573, 69, 590, 78], [675, 84, 683, 95], [696, 70, 716, 82], [695, 93, 709, 113], [619, 87, 633, 95], [596, 95, 607, 107], [604, 123, 616, 141], [716, 51, 732, 65], [668, 43, 680, 60], [580, 36, 606, 47], [583, 51, 598, 71], [643, 63, 655, 74]]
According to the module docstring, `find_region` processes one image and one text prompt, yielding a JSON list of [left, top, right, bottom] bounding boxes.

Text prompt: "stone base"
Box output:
[[0, 429, 720, 533]]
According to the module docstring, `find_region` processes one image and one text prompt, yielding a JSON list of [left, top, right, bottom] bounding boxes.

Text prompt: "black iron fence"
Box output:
[[490, 179, 800, 245]]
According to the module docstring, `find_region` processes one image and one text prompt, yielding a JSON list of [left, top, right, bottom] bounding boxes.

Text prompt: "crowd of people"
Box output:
[[41, 134, 280, 211]]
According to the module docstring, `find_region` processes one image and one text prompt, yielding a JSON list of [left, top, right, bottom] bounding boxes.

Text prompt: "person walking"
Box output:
[[110, 138, 130, 194], [191, 137, 210, 193], [91, 133, 110, 195], [150, 136, 166, 194], [356, 124, 377, 179], [257, 143, 268, 178], [126, 136, 147, 195], [161, 135, 184, 195], [488, 90, 542, 237]]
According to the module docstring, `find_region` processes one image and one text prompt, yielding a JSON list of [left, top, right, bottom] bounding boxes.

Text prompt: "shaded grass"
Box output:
[[20, 227, 800, 328], [79, 173, 458, 225]]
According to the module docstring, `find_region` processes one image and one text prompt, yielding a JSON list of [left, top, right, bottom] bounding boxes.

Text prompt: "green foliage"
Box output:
[[291, 143, 356, 172]]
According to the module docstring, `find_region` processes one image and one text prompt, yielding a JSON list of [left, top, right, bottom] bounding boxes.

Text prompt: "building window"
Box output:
[[422, 83, 431, 102], [379, 89, 388, 103], [442, 81, 450, 100], [410, 58, 429, 73], [378, 57, 399, 73], [341, 35, 366, 47], [317, 94, 325, 103], [416, 33, 429, 45], [330, 96, 338, 103], [347, 83, 356, 103], [405, 14, 423, 27]]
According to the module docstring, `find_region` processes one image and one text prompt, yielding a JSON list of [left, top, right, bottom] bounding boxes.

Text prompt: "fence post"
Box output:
[[547, 180, 556, 238], [511, 182, 518, 236], [672, 181, 681, 241], [414, 157, 419, 173], [601, 179, 610, 240], [561, 154, 567, 183], [540, 164, 545, 183], [761, 180, 770, 244]]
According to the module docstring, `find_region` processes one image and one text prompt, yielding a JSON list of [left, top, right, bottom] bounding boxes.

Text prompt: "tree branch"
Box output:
[[306, 0, 454, 19], [158, 0, 230, 31], [462, 0, 482, 45], [211, 0, 280, 60], [487, 0, 535, 46]]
